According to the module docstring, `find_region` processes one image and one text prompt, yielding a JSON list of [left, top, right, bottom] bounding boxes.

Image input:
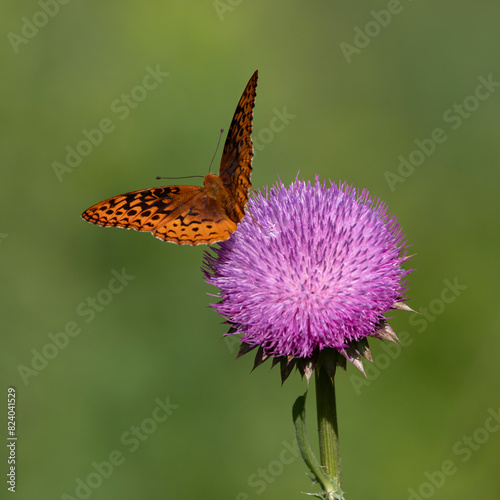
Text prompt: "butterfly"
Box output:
[[82, 70, 258, 245]]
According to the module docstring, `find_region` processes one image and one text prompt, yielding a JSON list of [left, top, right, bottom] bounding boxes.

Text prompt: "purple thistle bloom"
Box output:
[[203, 176, 412, 381]]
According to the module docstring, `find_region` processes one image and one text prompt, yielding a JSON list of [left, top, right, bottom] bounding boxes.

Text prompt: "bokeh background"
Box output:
[[2, 2, 499, 499]]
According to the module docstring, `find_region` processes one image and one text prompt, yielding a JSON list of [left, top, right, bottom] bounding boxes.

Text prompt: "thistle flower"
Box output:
[[203, 176, 412, 383]]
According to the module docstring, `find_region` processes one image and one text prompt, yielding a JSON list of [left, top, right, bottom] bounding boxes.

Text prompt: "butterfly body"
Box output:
[[82, 71, 258, 246]]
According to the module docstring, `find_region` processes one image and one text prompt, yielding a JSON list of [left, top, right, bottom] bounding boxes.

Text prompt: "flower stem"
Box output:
[[293, 392, 342, 499], [315, 359, 342, 491]]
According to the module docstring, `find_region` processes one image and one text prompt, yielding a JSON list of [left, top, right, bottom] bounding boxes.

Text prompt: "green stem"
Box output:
[[315, 361, 342, 490], [293, 393, 337, 496]]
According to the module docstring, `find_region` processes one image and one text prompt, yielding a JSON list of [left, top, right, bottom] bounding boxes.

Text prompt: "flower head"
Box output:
[[203, 176, 412, 382]]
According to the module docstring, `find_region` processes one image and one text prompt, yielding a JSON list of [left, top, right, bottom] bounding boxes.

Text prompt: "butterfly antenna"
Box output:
[[208, 128, 225, 174]]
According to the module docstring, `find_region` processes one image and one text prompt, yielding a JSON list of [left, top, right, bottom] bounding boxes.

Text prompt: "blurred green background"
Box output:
[[2, 2, 499, 499]]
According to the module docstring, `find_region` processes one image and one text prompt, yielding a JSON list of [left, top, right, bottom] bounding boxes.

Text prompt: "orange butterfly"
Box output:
[[82, 71, 258, 245]]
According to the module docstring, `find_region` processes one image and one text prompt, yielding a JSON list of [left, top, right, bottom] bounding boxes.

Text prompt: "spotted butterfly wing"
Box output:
[[81, 70, 258, 245], [219, 70, 258, 222]]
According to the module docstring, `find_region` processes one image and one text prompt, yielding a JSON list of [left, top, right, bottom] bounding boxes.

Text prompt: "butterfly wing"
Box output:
[[219, 70, 258, 223], [81, 185, 237, 245], [82, 71, 259, 245]]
